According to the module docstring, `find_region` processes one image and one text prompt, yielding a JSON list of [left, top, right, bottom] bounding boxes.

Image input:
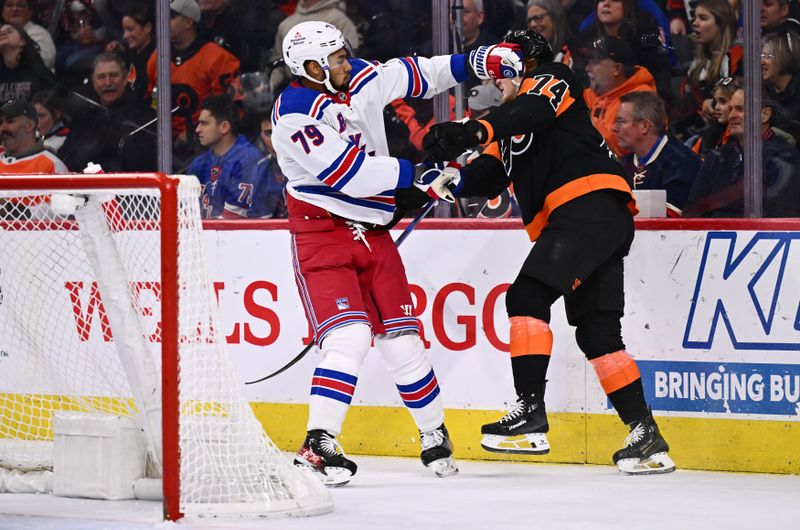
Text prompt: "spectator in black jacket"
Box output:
[[684, 88, 800, 218], [762, 0, 800, 35], [0, 22, 55, 101], [58, 52, 155, 172], [198, 0, 259, 71], [762, 30, 800, 144]]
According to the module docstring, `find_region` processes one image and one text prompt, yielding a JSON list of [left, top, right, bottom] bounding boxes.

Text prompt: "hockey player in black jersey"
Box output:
[[423, 29, 675, 475]]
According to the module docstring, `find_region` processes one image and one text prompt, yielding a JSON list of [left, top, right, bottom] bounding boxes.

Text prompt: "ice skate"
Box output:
[[481, 394, 550, 455], [294, 429, 358, 487], [420, 424, 459, 477], [613, 412, 676, 475]]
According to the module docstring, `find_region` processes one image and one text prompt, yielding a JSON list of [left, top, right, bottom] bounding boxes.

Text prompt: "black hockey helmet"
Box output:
[[502, 29, 554, 65]]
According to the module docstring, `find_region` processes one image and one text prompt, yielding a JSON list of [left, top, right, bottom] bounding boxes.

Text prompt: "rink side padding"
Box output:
[[9, 218, 797, 474], [201, 217, 799, 475]]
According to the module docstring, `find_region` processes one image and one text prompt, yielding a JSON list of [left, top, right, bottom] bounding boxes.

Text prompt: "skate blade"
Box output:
[[427, 456, 459, 478], [617, 452, 676, 475], [294, 460, 354, 487], [480, 433, 550, 455]]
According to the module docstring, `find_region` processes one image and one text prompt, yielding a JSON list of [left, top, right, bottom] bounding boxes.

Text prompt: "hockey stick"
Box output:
[[244, 199, 438, 385]]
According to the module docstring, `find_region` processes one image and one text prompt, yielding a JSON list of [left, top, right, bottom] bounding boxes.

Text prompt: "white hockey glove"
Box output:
[[413, 162, 463, 203], [468, 43, 524, 80]]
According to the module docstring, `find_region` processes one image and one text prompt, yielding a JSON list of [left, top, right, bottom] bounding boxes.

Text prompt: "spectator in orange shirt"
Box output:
[[582, 37, 657, 157], [0, 99, 68, 218], [146, 0, 240, 145]]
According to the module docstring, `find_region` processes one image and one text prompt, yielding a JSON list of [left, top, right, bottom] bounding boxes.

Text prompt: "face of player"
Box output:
[[34, 102, 54, 135], [712, 89, 733, 124], [761, 0, 789, 30], [727, 89, 745, 138], [613, 101, 644, 152], [761, 43, 779, 83], [0, 113, 35, 155], [692, 6, 720, 45], [196, 109, 227, 147], [495, 77, 519, 103], [92, 60, 127, 107], [122, 16, 153, 52], [260, 118, 274, 155], [527, 5, 553, 42], [325, 48, 351, 92]]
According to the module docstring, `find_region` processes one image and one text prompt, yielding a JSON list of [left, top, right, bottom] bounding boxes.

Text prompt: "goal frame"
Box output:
[[0, 173, 183, 520]]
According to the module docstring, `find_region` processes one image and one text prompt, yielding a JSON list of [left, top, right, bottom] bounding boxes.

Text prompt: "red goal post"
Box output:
[[0, 173, 330, 520]]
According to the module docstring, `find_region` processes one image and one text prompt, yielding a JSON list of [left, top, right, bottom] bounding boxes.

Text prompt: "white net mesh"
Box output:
[[0, 175, 331, 518]]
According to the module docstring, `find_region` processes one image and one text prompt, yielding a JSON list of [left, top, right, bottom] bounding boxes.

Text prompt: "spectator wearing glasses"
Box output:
[[614, 90, 700, 213], [684, 88, 800, 218], [526, 0, 572, 67], [1, 0, 55, 70], [762, 30, 800, 144]]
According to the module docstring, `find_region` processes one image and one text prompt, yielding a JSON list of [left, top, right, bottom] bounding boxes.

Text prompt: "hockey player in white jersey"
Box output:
[[272, 21, 523, 486]]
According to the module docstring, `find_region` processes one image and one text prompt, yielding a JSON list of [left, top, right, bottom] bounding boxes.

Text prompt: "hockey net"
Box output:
[[0, 174, 331, 519]]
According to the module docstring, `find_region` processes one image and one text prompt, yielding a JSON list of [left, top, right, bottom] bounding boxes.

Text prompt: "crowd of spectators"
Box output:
[[0, 0, 797, 219]]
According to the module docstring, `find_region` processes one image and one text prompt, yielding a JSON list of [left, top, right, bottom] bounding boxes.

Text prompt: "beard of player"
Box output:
[[302, 48, 351, 94]]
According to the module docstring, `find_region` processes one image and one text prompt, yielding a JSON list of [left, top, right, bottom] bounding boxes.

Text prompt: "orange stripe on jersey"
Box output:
[[482, 141, 502, 162], [519, 74, 575, 117], [509, 316, 552, 358], [590, 350, 641, 394], [524, 173, 638, 241], [477, 119, 494, 146]]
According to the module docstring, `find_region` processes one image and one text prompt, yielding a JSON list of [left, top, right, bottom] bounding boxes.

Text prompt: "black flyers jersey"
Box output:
[[460, 62, 637, 241]]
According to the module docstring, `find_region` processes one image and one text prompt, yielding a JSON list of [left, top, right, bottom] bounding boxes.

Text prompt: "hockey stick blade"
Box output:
[[245, 341, 315, 385], [244, 200, 437, 385]]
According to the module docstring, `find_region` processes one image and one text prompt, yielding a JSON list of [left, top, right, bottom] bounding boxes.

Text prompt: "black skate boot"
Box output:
[[294, 429, 358, 487], [481, 394, 550, 455], [613, 411, 676, 475], [419, 424, 459, 477]]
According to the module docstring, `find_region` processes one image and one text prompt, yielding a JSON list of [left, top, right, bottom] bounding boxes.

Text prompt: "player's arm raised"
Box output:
[[422, 71, 575, 161], [376, 44, 523, 107], [276, 113, 456, 202]]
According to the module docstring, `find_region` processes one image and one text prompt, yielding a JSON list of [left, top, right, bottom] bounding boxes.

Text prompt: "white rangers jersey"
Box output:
[[272, 54, 469, 225]]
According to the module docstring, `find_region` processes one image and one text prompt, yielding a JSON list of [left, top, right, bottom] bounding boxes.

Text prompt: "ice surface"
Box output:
[[1, 456, 798, 530]]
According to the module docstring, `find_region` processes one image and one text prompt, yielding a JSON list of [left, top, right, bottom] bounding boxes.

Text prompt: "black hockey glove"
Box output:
[[422, 120, 487, 161]]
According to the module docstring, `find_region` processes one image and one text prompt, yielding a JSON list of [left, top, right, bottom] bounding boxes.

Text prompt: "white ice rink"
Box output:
[[1, 456, 798, 530]]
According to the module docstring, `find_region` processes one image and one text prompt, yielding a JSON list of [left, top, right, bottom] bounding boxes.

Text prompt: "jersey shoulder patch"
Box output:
[[273, 82, 333, 125]]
